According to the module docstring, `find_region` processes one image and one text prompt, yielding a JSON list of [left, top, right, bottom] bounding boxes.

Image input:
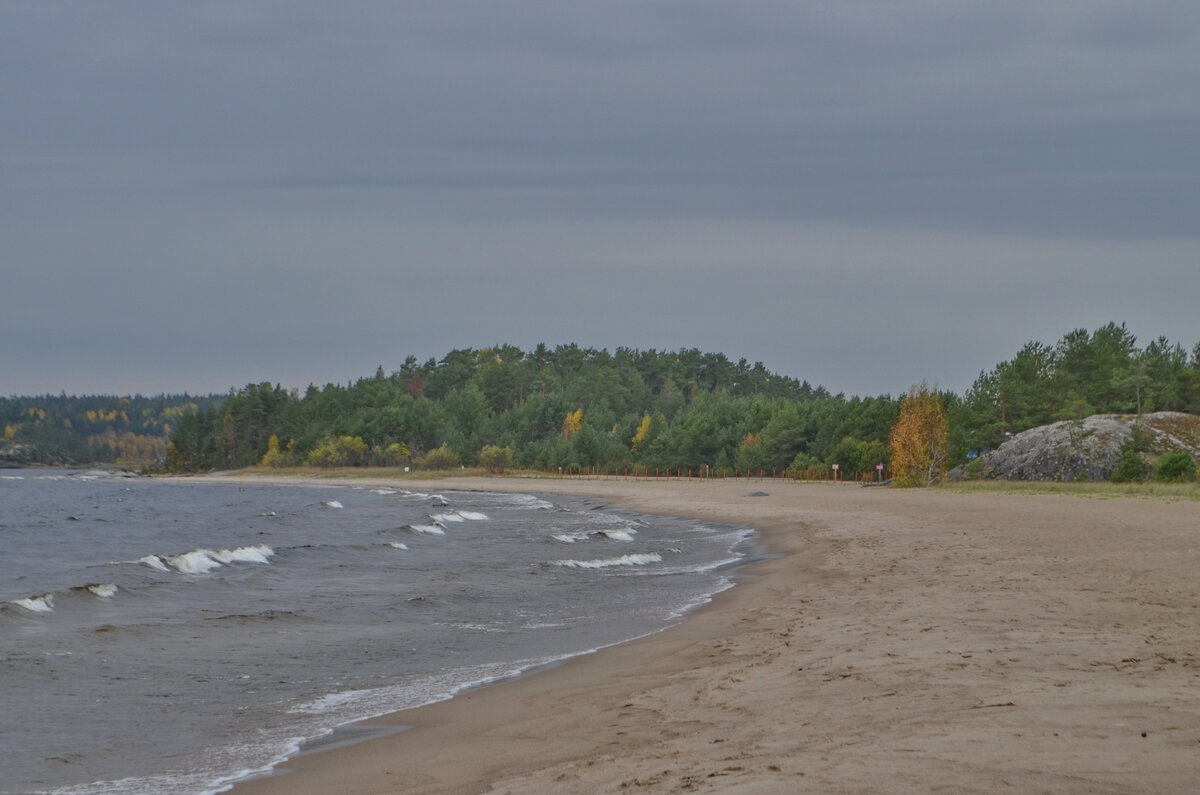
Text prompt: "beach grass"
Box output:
[[939, 478, 1200, 501]]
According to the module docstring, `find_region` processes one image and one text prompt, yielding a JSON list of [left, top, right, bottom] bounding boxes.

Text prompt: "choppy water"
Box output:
[[0, 471, 755, 794]]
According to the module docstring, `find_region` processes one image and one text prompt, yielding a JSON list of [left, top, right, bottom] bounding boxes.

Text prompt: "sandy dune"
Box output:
[[230, 477, 1200, 793]]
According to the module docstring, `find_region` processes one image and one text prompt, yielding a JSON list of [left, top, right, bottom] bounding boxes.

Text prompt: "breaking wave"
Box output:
[[594, 529, 637, 542], [138, 545, 275, 575], [553, 553, 663, 569], [9, 594, 55, 613]]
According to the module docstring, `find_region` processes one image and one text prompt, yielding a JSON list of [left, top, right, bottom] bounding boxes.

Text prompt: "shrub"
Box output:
[[478, 444, 514, 470], [379, 442, 411, 467], [788, 452, 819, 472], [306, 435, 367, 468], [419, 444, 461, 471], [1110, 448, 1149, 483], [1155, 452, 1197, 483], [259, 434, 287, 468]]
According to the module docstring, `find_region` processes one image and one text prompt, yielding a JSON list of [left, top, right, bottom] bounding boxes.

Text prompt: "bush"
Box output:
[[379, 442, 411, 467], [259, 434, 288, 468], [478, 444, 514, 470], [1110, 448, 1149, 483], [1155, 452, 1197, 483], [306, 435, 367, 468], [419, 444, 461, 471], [788, 452, 819, 472]]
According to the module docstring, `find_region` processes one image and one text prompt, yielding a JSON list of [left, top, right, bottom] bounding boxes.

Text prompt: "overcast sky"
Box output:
[[4, 2, 1199, 398]]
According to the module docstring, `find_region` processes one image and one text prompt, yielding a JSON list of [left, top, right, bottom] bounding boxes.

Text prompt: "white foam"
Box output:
[[502, 493, 554, 510], [371, 488, 397, 495], [0, 475, 24, 480], [652, 557, 744, 576], [212, 545, 274, 565], [409, 524, 445, 535], [592, 512, 647, 528], [554, 553, 663, 569], [87, 584, 118, 598], [521, 620, 570, 629], [430, 512, 465, 523], [387, 541, 409, 550], [595, 529, 637, 542], [552, 533, 585, 544], [286, 657, 554, 724], [138, 555, 170, 572], [288, 688, 373, 715], [456, 511, 489, 521], [166, 549, 223, 574], [322, 500, 344, 509], [445, 621, 502, 632], [12, 594, 54, 612]]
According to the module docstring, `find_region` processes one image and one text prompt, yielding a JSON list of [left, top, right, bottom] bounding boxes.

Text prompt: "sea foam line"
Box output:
[[553, 553, 663, 569]]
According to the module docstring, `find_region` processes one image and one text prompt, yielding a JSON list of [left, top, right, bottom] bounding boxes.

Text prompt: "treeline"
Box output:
[[0, 394, 222, 467], [174, 327, 1199, 476], [8, 325, 1199, 473], [963, 323, 1200, 451], [167, 345, 906, 475]]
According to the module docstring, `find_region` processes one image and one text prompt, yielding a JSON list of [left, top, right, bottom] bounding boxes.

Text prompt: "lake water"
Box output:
[[0, 471, 755, 793]]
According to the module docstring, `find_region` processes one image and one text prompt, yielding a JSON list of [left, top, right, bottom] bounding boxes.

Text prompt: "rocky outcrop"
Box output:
[[953, 412, 1200, 482], [0, 440, 40, 468]]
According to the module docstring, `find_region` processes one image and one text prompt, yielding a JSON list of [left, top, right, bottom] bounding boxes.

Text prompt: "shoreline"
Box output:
[[225, 474, 1200, 793]]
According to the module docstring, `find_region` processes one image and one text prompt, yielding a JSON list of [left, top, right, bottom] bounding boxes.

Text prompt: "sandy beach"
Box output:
[[229, 476, 1200, 794]]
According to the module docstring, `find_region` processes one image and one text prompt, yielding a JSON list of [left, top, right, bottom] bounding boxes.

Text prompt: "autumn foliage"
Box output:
[[889, 383, 949, 487], [561, 408, 583, 439]]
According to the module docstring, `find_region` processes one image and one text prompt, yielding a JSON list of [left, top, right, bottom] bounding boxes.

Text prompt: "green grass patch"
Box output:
[[938, 479, 1200, 501]]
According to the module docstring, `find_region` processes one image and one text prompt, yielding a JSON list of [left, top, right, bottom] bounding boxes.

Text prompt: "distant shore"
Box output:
[[225, 474, 1200, 793]]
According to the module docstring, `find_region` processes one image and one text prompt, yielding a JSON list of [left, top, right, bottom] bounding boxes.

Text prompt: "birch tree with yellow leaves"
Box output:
[[889, 382, 949, 487], [561, 409, 583, 439]]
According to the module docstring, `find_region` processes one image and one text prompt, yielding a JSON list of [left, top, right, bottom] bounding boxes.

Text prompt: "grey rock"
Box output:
[[952, 412, 1200, 482]]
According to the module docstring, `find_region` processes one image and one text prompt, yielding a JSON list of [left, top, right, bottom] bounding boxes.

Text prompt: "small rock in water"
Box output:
[[744, 491, 770, 497]]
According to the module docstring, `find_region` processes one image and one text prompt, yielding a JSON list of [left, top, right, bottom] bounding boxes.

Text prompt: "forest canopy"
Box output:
[[5, 326, 1199, 474]]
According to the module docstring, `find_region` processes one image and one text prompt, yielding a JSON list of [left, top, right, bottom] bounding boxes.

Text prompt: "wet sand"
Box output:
[[230, 476, 1200, 793]]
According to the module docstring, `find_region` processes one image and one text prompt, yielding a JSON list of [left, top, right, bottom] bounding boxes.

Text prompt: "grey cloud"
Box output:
[[3, 2, 1199, 396]]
